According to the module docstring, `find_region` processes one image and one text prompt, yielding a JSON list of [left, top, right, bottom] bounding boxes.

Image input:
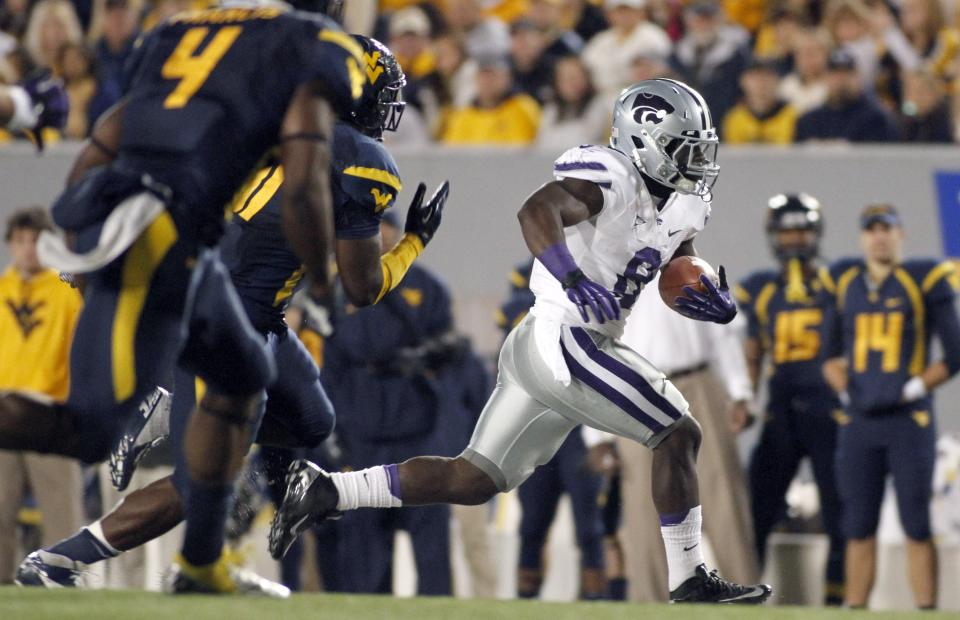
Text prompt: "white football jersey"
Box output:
[[529, 144, 712, 340]]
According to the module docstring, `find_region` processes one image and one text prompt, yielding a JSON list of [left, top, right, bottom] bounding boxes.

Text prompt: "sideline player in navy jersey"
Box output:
[[821, 204, 960, 610], [0, 0, 364, 594], [734, 194, 846, 605], [14, 35, 449, 593]]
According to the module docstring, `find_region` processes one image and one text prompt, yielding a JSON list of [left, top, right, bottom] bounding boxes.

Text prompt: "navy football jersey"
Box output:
[[222, 121, 401, 332], [823, 258, 960, 414], [119, 5, 364, 236], [735, 266, 832, 390]]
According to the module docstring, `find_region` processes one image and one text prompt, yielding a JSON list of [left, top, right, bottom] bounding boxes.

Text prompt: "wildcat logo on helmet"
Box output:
[[632, 93, 675, 125]]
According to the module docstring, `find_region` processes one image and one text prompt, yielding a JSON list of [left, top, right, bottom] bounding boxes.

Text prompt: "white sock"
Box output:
[[329, 466, 402, 511], [87, 521, 122, 557], [660, 505, 704, 591]]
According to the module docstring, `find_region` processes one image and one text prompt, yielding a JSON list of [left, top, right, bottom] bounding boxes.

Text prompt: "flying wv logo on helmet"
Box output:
[[610, 79, 719, 199]]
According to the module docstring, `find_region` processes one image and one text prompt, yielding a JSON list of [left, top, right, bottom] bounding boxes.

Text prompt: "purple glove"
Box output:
[[674, 265, 738, 324], [20, 70, 69, 150], [539, 243, 620, 324]]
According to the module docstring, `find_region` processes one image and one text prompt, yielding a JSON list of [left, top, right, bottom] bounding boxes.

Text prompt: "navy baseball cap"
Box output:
[[860, 204, 901, 229]]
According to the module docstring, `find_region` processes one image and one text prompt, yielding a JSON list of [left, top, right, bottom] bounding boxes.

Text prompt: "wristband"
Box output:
[[538, 242, 579, 283], [375, 233, 423, 303]]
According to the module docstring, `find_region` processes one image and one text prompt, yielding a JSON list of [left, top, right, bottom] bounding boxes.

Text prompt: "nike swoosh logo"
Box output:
[[683, 543, 699, 551], [668, 229, 682, 237]]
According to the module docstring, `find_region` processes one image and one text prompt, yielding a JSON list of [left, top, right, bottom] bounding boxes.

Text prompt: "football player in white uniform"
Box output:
[[270, 79, 773, 603]]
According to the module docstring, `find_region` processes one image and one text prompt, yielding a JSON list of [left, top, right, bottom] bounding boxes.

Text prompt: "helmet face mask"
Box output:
[[611, 79, 720, 198], [766, 193, 823, 262]]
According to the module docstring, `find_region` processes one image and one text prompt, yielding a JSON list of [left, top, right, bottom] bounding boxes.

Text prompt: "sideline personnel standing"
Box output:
[[0, 208, 83, 583], [822, 204, 960, 609]]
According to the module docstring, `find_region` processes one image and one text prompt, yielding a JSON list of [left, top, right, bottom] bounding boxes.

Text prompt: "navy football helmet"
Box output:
[[350, 35, 406, 139], [765, 193, 823, 262]]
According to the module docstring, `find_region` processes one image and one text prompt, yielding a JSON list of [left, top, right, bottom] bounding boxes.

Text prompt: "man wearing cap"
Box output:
[[794, 48, 899, 143], [821, 205, 960, 609], [440, 54, 540, 145], [581, 0, 671, 96], [723, 57, 798, 144]]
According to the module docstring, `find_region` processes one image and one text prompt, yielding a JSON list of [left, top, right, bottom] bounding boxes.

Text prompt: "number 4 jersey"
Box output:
[[529, 144, 711, 341], [119, 4, 363, 236]]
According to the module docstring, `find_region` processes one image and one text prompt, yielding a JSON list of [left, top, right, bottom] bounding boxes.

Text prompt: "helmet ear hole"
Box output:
[[631, 135, 645, 150]]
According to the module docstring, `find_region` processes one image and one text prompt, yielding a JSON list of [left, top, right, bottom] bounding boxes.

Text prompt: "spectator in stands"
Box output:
[[824, 0, 879, 89], [899, 70, 954, 143], [443, 0, 510, 59], [795, 48, 899, 142], [388, 7, 435, 85], [0, 208, 83, 584], [668, 0, 750, 133], [779, 27, 831, 116], [57, 42, 96, 139], [23, 0, 83, 71], [581, 0, 671, 96], [525, 0, 584, 58], [509, 19, 555, 103], [441, 54, 540, 145], [567, 0, 610, 42], [876, 0, 959, 108], [535, 55, 608, 152], [752, 6, 807, 74], [92, 0, 138, 110], [723, 57, 797, 145], [432, 33, 477, 109]]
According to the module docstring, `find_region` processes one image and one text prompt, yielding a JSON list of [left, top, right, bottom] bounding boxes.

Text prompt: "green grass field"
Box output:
[[1, 588, 956, 620]]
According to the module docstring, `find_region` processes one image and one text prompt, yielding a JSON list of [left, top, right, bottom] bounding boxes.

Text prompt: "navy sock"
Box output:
[[47, 528, 118, 565], [608, 577, 628, 601], [181, 479, 233, 566]]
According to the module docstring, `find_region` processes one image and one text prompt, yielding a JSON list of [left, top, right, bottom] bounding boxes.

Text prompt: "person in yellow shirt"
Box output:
[[441, 55, 541, 145], [0, 207, 83, 583], [723, 57, 798, 144]]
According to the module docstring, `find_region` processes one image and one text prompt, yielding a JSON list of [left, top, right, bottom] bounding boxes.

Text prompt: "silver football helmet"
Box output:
[[609, 79, 719, 197]]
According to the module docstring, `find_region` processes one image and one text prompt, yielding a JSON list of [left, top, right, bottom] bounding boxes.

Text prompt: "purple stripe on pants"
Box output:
[[560, 337, 665, 433], [569, 328, 683, 421]]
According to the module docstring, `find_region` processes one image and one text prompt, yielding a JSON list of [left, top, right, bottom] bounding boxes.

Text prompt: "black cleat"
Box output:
[[670, 564, 772, 604], [14, 551, 87, 588], [110, 386, 171, 491], [268, 459, 340, 560]]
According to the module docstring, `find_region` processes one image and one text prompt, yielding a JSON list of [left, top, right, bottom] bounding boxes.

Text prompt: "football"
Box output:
[[658, 256, 718, 310]]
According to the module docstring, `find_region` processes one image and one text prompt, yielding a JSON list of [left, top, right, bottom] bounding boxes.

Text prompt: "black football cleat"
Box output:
[[268, 460, 340, 560], [670, 564, 772, 604], [110, 386, 171, 491], [15, 551, 87, 588]]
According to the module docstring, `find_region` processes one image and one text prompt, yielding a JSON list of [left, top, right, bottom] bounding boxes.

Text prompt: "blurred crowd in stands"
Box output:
[[1, 0, 959, 145]]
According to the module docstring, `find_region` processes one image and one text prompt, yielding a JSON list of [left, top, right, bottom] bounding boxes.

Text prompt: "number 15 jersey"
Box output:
[[529, 144, 712, 340]]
